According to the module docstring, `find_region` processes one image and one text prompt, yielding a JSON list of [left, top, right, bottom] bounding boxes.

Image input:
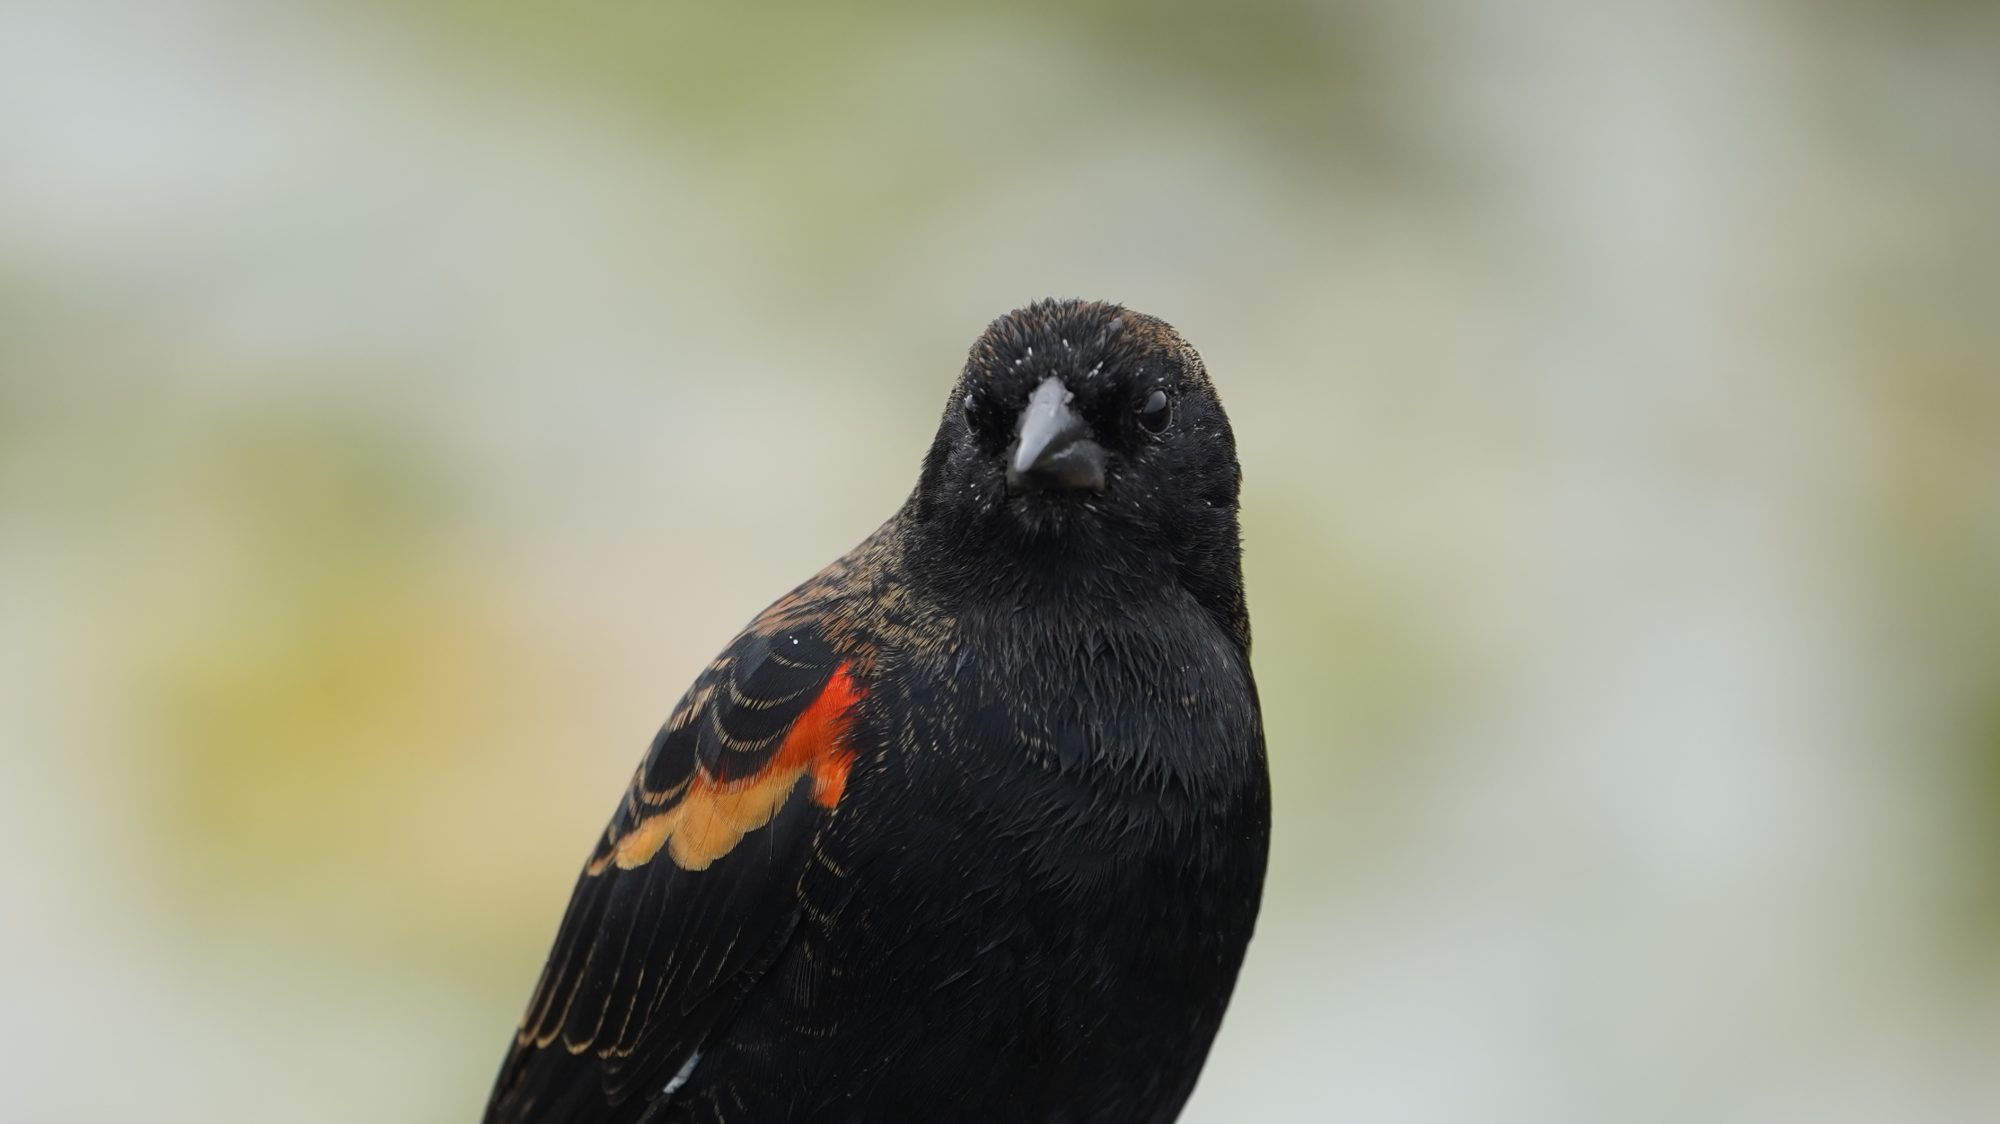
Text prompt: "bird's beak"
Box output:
[[1008, 377, 1107, 494]]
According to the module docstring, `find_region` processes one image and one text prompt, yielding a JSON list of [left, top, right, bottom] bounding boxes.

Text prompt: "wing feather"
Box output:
[[483, 622, 863, 1124]]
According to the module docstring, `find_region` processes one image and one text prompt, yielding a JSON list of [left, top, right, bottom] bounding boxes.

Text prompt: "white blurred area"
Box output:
[[3, 1, 1998, 1121]]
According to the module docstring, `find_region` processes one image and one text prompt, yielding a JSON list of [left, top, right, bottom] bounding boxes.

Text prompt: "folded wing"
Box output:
[[483, 623, 863, 1124]]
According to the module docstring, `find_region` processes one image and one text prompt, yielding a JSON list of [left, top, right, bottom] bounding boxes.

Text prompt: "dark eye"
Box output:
[[1137, 389, 1170, 434], [961, 392, 979, 427]]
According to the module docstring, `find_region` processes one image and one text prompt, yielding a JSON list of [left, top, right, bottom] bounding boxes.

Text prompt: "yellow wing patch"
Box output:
[[592, 663, 862, 874]]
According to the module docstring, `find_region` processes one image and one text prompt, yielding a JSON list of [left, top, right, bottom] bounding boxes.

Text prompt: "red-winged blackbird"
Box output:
[[483, 299, 1269, 1124]]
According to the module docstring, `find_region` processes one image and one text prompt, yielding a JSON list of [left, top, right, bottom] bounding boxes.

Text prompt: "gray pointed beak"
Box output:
[[1008, 377, 1107, 494]]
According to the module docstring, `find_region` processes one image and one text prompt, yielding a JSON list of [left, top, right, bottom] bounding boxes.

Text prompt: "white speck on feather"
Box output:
[[664, 1051, 703, 1096]]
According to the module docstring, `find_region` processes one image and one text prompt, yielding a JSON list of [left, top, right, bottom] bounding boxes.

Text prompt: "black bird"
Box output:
[[484, 299, 1269, 1123]]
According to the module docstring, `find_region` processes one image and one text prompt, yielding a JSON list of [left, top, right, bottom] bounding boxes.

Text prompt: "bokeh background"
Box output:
[[5, 1, 1999, 1120]]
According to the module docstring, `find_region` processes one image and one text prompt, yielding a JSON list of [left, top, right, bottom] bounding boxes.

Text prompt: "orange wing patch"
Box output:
[[606, 664, 862, 873]]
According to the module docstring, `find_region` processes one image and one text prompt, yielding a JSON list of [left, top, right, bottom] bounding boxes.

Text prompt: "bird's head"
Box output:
[[907, 299, 1246, 633]]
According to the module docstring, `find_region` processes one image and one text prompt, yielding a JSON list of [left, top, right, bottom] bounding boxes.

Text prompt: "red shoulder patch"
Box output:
[[790, 662, 862, 809], [606, 663, 864, 873]]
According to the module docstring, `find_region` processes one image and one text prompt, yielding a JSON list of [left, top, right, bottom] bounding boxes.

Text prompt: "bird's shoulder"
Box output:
[[484, 533, 907, 1123]]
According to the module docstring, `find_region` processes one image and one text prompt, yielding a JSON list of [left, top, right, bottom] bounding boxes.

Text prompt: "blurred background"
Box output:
[[4, 1, 1998, 1121]]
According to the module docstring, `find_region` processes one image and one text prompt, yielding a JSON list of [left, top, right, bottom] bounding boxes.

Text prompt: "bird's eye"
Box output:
[[1137, 389, 1170, 434], [962, 392, 979, 427]]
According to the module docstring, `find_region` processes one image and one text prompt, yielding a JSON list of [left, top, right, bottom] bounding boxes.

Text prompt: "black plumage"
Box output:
[[483, 299, 1269, 1123]]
